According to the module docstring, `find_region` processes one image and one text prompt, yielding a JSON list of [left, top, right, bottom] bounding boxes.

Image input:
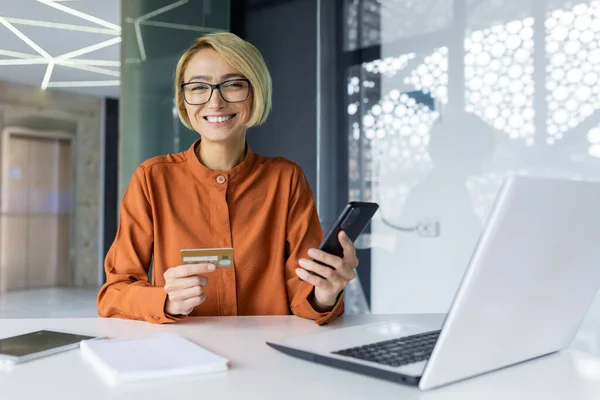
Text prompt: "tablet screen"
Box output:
[[0, 330, 96, 357]]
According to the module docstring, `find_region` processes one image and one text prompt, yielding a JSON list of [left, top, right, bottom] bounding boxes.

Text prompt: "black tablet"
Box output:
[[0, 330, 98, 364]]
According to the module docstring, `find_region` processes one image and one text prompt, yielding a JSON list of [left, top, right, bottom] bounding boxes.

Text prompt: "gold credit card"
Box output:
[[180, 248, 234, 268]]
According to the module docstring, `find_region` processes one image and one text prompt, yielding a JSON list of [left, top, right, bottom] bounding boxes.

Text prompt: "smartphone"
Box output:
[[302, 201, 379, 278], [318, 201, 379, 257]]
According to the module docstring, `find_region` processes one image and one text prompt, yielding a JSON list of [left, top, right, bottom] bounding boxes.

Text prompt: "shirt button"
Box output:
[[153, 316, 160, 320], [216, 175, 226, 184]]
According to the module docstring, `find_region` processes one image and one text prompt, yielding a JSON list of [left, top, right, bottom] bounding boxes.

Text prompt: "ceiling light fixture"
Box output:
[[0, 16, 56, 88], [41, 61, 55, 89], [0, 58, 47, 66], [36, 0, 121, 31], [47, 79, 120, 88], [0, 16, 119, 35], [57, 62, 119, 77], [0, 1, 122, 91], [54, 36, 121, 61], [0, 17, 52, 59], [0, 17, 120, 88], [59, 59, 120, 67], [0, 49, 39, 58]]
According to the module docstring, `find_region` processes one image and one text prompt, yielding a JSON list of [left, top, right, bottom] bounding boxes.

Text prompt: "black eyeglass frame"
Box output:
[[180, 78, 251, 105]]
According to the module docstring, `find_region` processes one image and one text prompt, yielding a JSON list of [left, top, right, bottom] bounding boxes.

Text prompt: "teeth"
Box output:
[[207, 115, 232, 123]]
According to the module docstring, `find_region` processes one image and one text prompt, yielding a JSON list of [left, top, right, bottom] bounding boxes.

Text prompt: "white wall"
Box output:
[[361, 0, 600, 314]]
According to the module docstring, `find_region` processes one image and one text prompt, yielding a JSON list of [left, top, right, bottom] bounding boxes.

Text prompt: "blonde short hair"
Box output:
[[175, 32, 272, 130]]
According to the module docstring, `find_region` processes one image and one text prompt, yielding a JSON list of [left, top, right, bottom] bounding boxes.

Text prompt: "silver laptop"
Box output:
[[267, 175, 600, 390]]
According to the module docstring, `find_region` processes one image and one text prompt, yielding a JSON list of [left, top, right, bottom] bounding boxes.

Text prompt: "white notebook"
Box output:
[[80, 333, 229, 385]]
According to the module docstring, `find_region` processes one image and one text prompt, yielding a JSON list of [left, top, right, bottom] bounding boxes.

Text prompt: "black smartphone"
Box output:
[[303, 201, 379, 277]]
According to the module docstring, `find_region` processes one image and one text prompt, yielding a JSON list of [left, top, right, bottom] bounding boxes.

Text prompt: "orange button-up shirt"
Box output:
[[97, 139, 344, 325]]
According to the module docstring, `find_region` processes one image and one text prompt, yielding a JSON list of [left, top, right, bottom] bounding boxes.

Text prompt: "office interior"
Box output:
[[0, 0, 599, 350]]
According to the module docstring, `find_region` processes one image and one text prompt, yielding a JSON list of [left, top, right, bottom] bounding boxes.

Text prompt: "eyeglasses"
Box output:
[[180, 78, 251, 105]]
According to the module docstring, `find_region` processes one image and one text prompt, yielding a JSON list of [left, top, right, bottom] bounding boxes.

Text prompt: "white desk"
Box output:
[[1, 314, 600, 400]]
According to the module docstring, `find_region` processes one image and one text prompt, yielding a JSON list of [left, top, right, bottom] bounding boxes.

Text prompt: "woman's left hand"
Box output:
[[296, 231, 359, 310]]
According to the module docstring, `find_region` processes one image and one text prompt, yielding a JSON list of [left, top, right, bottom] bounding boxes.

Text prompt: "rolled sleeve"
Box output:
[[97, 166, 182, 324], [285, 164, 345, 325]]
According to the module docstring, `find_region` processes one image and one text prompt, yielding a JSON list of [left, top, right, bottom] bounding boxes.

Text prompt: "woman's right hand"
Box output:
[[163, 263, 216, 316]]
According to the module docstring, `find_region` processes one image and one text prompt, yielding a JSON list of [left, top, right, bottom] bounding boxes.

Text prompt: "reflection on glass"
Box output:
[[120, 0, 230, 199], [345, 0, 600, 314]]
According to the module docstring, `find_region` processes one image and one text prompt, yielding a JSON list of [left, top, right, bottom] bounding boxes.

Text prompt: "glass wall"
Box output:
[[120, 0, 230, 199], [341, 0, 600, 314]]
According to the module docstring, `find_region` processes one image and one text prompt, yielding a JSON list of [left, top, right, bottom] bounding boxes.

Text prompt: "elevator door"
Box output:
[[0, 133, 72, 291]]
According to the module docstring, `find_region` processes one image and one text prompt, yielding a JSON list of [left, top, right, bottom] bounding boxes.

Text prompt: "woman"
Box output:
[[97, 32, 358, 325]]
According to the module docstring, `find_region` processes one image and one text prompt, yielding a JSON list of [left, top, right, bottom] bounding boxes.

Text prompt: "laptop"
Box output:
[[267, 175, 600, 390]]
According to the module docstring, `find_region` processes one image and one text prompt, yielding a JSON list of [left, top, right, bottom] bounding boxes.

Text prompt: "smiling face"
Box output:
[[182, 48, 253, 144]]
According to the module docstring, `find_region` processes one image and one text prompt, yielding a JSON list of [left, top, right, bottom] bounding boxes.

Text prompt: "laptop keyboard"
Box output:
[[332, 330, 441, 368]]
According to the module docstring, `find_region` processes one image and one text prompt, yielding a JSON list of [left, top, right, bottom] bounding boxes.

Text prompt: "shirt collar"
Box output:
[[185, 138, 257, 187]]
